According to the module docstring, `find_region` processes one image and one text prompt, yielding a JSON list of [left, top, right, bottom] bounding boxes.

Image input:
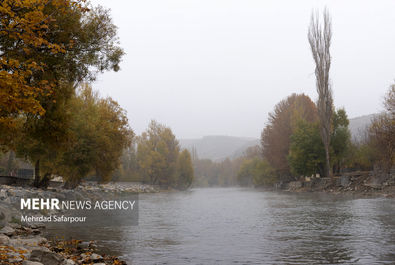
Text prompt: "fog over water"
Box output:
[[46, 188, 395, 264], [90, 0, 395, 138]]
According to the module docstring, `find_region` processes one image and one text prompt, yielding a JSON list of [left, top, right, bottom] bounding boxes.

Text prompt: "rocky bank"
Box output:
[[0, 182, 158, 264], [283, 170, 395, 197]]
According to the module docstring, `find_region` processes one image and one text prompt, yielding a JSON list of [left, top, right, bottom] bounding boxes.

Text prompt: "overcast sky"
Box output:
[[90, 0, 395, 139]]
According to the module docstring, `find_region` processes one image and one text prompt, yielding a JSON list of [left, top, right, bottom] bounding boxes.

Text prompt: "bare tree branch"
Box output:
[[308, 8, 334, 178]]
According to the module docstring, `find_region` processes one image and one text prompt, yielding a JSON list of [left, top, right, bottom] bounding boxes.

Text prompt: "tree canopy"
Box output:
[[261, 93, 317, 181]]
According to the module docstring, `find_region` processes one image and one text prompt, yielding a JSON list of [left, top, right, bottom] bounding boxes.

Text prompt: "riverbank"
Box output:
[[0, 223, 126, 264], [283, 170, 395, 197], [0, 182, 157, 264]]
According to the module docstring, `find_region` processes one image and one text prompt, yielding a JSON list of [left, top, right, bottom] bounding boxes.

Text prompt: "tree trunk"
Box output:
[[39, 173, 51, 189], [6, 151, 15, 176], [324, 145, 332, 178], [33, 159, 40, 188]]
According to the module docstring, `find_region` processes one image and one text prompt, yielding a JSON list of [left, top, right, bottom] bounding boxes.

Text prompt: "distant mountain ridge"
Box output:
[[348, 114, 378, 141], [179, 136, 259, 161], [180, 114, 377, 161]]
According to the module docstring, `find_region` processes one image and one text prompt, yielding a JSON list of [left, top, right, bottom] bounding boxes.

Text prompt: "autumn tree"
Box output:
[[59, 85, 132, 188], [367, 86, 395, 172], [0, 0, 87, 135], [176, 149, 194, 190], [308, 8, 334, 178], [261, 93, 318, 181], [7, 3, 124, 187], [137, 121, 180, 188]]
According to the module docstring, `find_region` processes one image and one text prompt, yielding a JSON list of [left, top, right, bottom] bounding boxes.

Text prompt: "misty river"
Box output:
[[46, 188, 395, 264]]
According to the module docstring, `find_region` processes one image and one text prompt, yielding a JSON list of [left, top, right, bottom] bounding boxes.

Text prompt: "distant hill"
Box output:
[[348, 114, 378, 141], [179, 136, 259, 161], [180, 114, 377, 161]]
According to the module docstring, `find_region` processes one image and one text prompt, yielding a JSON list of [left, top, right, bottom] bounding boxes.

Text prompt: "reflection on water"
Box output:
[[46, 188, 395, 264]]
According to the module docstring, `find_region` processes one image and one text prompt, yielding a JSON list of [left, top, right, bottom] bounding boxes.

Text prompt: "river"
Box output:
[[46, 188, 395, 264]]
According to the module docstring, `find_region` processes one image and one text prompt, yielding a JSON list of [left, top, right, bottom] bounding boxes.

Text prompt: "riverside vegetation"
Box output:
[[0, 2, 394, 264], [0, 1, 192, 264], [191, 11, 394, 193], [0, 0, 194, 191]]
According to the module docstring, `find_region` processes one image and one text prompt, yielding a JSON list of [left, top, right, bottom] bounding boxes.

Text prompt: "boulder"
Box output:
[[9, 236, 47, 249], [62, 259, 75, 265], [0, 189, 7, 199], [77, 241, 90, 249], [30, 248, 64, 265], [0, 225, 15, 236], [288, 181, 302, 190], [340, 175, 350, 187], [0, 234, 10, 244], [90, 253, 103, 261]]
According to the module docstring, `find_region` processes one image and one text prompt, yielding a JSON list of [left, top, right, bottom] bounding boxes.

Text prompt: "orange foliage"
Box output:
[[261, 93, 318, 179], [0, 0, 86, 129]]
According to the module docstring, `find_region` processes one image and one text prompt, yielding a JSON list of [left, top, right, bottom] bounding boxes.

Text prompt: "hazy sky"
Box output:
[[90, 0, 395, 139]]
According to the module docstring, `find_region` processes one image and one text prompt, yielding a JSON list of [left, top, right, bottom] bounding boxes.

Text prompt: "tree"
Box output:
[[261, 93, 317, 181], [308, 8, 334, 178], [8, 3, 124, 187], [237, 159, 255, 187], [176, 149, 194, 190], [60, 85, 132, 188], [288, 120, 325, 177], [288, 109, 351, 177], [114, 142, 140, 182], [0, 0, 88, 133], [137, 121, 180, 187], [368, 114, 394, 172], [331, 109, 351, 173], [237, 158, 275, 187], [384, 84, 395, 116]]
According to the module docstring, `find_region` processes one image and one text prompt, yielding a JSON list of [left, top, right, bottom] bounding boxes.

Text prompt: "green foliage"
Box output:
[[237, 158, 276, 187], [261, 93, 318, 181], [288, 109, 351, 176], [176, 150, 194, 190], [345, 142, 375, 171], [288, 120, 325, 176], [237, 159, 255, 187], [193, 157, 243, 187], [137, 121, 180, 187], [331, 108, 352, 173], [1, 1, 124, 188], [59, 85, 132, 188]]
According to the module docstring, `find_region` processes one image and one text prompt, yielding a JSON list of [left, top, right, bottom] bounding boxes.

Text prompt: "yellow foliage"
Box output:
[[0, 0, 86, 131]]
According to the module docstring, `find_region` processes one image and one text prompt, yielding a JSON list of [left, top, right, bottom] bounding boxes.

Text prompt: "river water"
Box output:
[[46, 188, 395, 264]]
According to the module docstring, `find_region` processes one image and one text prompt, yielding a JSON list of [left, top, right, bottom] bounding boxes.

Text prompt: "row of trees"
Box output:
[[239, 84, 394, 187], [0, 1, 194, 190], [237, 9, 394, 187], [0, 0, 136, 188], [236, 93, 352, 187], [113, 121, 194, 190]]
